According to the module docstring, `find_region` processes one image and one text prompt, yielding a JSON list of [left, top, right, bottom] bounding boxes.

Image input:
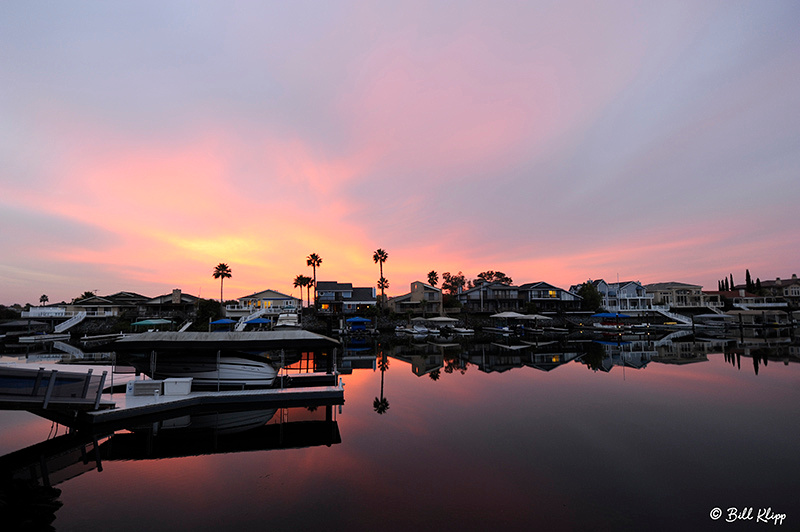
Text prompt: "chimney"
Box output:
[[172, 289, 182, 304], [776, 278, 782, 286], [739, 289, 745, 297]]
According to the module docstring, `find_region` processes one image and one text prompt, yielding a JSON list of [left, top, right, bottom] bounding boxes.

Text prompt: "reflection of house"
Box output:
[[644, 282, 720, 309], [457, 282, 520, 312], [143, 289, 199, 319], [226, 289, 300, 318], [518, 282, 581, 312], [387, 281, 442, 315], [316, 282, 376, 314]]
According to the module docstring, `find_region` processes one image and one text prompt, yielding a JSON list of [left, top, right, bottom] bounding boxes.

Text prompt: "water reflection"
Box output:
[[378, 331, 800, 380], [0, 403, 339, 530]]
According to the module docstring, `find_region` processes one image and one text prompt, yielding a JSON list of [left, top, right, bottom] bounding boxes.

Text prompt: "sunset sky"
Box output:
[[2, 1, 799, 305]]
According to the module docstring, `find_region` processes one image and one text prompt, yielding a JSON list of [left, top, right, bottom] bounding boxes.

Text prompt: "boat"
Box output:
[[274, 313, 301, 328]]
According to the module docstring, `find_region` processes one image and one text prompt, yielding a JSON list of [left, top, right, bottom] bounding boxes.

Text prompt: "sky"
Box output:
[[1, 1, 799, 305]]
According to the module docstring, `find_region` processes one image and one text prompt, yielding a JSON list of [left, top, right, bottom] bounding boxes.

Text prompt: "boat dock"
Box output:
[[82, 375, 344, 430], [1, 364, 345, 430]]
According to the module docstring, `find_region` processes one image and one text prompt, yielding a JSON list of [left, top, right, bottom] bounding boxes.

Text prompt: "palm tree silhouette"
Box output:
[[377, 277, 390, 305], [306, 253, 322, 308], [373, 351, 390, 415], [293, 275, 309, 307], [373, 249, 388, 306], [427, 270, 438, 287], [39, 294, 49, 306], [212, 263, 232, 303]]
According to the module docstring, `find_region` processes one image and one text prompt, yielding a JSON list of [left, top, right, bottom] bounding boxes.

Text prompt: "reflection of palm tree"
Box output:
[[429, 369, 440, 381], [213, 263, 232, 303], [306, 253, 322, 307], [373, 352, 390, 415]]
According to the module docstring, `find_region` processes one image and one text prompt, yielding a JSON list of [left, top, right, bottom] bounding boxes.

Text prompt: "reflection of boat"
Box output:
[[138, 408, 278, 435]]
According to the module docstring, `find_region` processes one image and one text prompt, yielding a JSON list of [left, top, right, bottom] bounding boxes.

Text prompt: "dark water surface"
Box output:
[[2, 338, 799, 531]]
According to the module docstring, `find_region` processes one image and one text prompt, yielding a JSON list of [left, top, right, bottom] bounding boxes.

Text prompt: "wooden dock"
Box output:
[[81, 380, 345, 429], [1, 364, 345, 430]]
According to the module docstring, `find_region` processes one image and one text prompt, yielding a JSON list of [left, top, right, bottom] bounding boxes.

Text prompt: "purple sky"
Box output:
[[1, 1, 798, 305]]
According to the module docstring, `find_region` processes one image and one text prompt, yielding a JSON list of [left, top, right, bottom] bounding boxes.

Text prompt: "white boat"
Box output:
[[275, 313, 301, 328], [149, 354, 279, 386]]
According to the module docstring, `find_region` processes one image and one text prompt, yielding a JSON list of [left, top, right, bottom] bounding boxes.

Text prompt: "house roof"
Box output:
[[519, 281, 561, 291], [459, 282, 516, 296], [146, 292, 200, 305], [703, 290, 758, 298], [644, 282, 703, 291], [759, 275, 800, 288], [412, 281, 441, 291], [238, 289, 297, 300], [316, 281, 353, 291]]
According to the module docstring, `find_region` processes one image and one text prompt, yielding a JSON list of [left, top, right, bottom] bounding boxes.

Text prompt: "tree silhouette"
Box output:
[[212, 263, 232, 303], [293, 275, 312, 307], [373, 352, 390, 415], [39, 294, 49, 306], [306, 253, 322, 307], [373, 249, 388, 306], [427, 270, 439, 287]]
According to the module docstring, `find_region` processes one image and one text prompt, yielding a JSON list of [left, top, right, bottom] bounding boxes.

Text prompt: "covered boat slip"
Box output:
[[113, 330, 340, 350], [113, 330, 341, 388]]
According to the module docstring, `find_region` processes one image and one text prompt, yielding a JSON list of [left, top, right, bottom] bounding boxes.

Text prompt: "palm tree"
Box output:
[[373, 248, 388, 305], [377, 277, 390, 298], [427, 270, 438, 287], [293, 275, 307, 308], [306, 253, 322, 308], [373, 351, 390, 415], [293, 275, 313, 307], [212, 263, 232, 303], [39, 294, 49, 306]]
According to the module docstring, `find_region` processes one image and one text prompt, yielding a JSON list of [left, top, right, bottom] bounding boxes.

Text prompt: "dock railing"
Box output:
[[0, 366, 109, 411]]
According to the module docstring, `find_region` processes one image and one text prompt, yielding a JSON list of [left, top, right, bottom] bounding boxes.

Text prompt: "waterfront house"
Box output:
[[644, 282, 721, 309], [142, 289, 199, 320], [67, 291, 151, 317], [387, 281, 443, 315], [575, 280, 654, 313], [757, 274, 800, 306], [518, 281, 582, 312], [457, 282, 521, 313], [225, 289, 301, 318], [316, 281, 377, 314]]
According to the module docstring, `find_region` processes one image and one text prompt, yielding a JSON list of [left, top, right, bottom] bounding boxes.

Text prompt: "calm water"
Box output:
[[2, 335, 799, 531]]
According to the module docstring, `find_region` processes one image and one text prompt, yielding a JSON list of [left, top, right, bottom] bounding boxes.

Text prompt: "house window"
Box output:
[[548, 290, 557, 298]]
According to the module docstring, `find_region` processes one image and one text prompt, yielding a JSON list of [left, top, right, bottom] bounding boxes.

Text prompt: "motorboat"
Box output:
[[143, 353, 279, 387]]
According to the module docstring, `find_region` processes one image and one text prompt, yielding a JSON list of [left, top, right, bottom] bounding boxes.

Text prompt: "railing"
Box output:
[[22, 309, 118, 318], [54, 311, 87, 333], [0, 366, 108, 411]]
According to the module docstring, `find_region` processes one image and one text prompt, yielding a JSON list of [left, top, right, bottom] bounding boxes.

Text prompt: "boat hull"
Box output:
[[150, 355, 278, 387]]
